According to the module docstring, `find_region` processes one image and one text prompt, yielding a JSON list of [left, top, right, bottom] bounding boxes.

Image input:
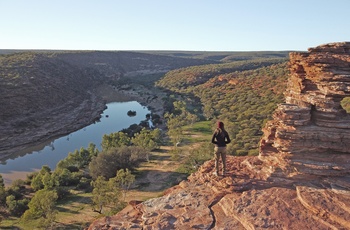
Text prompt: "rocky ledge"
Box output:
[[88, 153, 350, 229]]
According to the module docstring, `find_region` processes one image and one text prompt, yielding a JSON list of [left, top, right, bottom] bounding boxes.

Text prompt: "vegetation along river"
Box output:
[[0, 101, 150, 185]]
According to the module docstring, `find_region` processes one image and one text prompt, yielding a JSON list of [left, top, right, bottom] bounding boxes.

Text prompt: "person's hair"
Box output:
[[218, 121, 224, 129], [216, 121, 226, 137]]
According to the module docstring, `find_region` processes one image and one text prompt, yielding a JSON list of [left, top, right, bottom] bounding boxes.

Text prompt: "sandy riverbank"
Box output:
[[0, 94, 107, 160]]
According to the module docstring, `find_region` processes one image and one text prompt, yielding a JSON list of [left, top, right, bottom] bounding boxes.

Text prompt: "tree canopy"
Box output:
[[157, 59, 289, 155], [89, 146, 146, 180]]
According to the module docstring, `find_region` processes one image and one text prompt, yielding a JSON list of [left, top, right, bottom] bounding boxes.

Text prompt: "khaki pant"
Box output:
[[214, 147, 226, 174]]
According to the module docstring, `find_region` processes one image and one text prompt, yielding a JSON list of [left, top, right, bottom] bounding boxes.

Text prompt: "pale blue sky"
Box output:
[[1, 0, 349, 51]]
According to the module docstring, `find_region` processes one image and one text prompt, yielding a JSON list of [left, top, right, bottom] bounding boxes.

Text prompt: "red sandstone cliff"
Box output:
[[88, 42, 350, 230], [260, 42, 350, 154]]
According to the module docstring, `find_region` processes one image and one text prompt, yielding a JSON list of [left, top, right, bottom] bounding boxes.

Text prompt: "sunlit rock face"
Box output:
[[88, 154, 350, 230], [260, 42, 350, 154]]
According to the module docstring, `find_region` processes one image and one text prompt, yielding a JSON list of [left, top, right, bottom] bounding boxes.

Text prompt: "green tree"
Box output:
[[165, 111, 184, 145], [42, 172, 59, 190], [5, 179, 26, 201], [6, 195, 29, 216], [165, 101, 199, 147], [56, 145, 97, 170], [157, 60, 288, 156], [54, 168, 75, 186], [87, 142, 99, 159], [188, 112, 200, 126], [132, 128, 159, 150], [89, 146, 146, 180], [22, 189, 58, 228], [31, 173, 44, 191], [132, 128, 162, 161], [91, 176, 122, 214], [6, 195, 17, 214], [101, 132, 131, 151], [31, 165, 58, 191], [110, 169, 135, 201]]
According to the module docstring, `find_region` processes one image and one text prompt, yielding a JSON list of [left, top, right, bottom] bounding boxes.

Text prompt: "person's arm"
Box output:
[[225, 132, 231, 144], [211, 133, 217, 144]]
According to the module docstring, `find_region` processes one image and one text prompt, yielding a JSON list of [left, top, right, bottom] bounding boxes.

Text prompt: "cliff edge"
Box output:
[[88, 153, 350, 229], [88, 42, 350, 230]]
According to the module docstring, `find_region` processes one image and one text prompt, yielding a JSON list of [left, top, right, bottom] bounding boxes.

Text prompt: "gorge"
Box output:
[[2, 44, 350, 229], [89, 42, 350, 229], [0, 51, 216, 159]]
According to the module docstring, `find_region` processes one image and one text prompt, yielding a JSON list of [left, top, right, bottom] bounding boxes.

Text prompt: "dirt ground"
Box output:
[[127, 146, 187, 202]]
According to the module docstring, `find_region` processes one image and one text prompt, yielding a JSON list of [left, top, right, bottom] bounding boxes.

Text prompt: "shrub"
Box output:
[[89, 146, 146, 180]]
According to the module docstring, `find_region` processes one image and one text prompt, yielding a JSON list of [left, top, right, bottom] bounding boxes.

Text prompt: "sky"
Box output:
[[1, 0, 349, 52]]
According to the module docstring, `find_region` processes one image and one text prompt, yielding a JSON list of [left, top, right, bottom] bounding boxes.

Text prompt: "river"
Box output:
[[0, 101, 150, 185]]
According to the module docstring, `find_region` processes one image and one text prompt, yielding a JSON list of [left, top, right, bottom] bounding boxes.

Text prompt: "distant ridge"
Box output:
[[0, 49, 292, 62]]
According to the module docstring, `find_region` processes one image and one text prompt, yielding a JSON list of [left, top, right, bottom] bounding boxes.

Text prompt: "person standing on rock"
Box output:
[[211, 121, 231, 176]]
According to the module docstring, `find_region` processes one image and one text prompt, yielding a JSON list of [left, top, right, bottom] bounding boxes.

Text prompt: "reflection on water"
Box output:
[[0, 101, 149, 183]]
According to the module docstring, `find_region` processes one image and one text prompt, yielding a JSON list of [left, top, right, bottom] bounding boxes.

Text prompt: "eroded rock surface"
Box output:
[[88, 154, 350, 229], [260, 42, 350, 154]]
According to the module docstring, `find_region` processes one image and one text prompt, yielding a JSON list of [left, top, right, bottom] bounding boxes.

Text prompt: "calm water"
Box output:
[[0, 101, 149, 184]]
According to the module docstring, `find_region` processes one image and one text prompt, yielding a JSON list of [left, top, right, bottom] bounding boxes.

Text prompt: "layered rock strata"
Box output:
[[260, 42, 350, 154]]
